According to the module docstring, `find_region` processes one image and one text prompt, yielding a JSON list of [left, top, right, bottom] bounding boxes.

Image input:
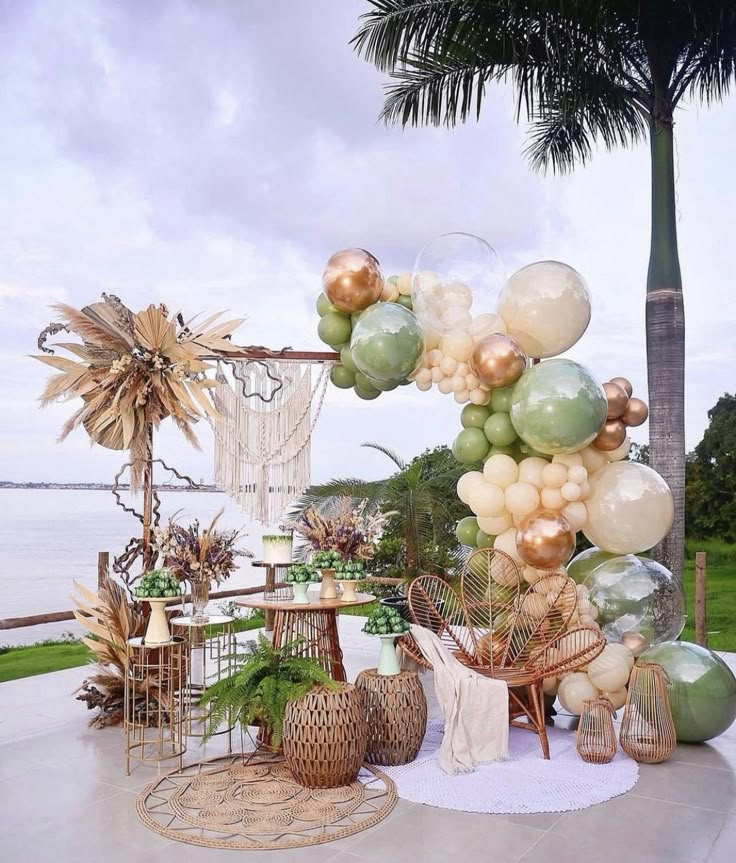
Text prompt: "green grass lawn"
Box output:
[[2, 558, 734, 684]]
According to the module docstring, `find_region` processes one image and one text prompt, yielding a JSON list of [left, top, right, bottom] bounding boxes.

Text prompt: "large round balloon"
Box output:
[[322, 248, 384, 313], [497, 261, 591, 358], [349, 303, 424, 384], [584, 555, 685, 644], [509, 359, 607, 455], [567, 546, 618, 584], [411, 233, 506, 335], [583, 461, 674, 554], [639, 642, 736, 742], [516, 509, 575, 570]]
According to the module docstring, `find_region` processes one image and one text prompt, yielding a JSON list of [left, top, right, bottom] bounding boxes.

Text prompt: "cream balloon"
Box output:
[[522, 565, 543, 585], [561, 501, 587, 532], [587, 649, 631, 692], [552, 453, 584, 468], [438, 378, 453, 395], [604, 642, 635, 671], [601, 688, 628, 711], [428, 349, 443, 366], [477, 513, 513, 535], [568, 465, 588, 485], [608, 435, 632, 462], [454, 390, 470, 404], [494, 527, 524, 565], [431, 367, 443, 383], [583, 462, 674, 554], [504, 482, 541, 517], [440, 356, 458, 376], [440, 333, 474, 363], [457, 470, 486, 504], [415, 368, 432, 387], [470, 313, 507, 339], [396, 272, 412, 295], [470, 388, 490, 405], [543, 677, 559, 696], [580, 445, 610, 475], [541, 487, 566, 510], [558, 672, 599, 716], [561, 482, 582, 502], [497, 261, 591, 358], [483, 454, 519, 488], [542, 463, 568, 489], [517, 456, 548, 488]]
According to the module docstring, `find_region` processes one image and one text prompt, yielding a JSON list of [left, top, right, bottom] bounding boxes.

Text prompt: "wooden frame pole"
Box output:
[[142, 423, 154, 571], [695, 551, 707, 647]]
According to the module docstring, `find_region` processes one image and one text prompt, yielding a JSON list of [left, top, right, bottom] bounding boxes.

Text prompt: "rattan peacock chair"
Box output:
[[401, 548, 605, 759]]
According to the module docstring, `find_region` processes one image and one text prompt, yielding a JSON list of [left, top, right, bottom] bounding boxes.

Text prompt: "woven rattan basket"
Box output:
[[282, 684, 368, 787], [356, 669, 427, 765]]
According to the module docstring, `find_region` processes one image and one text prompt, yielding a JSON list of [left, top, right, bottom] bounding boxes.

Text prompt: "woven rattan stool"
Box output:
[[356, 669, 427, 766]]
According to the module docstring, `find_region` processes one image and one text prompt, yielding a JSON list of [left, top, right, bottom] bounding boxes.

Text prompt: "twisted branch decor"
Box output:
[[37, 321, 69, 353], [219, 357, 290, 404]]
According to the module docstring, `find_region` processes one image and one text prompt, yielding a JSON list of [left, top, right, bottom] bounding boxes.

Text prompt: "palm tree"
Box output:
[[286, 443, 467, 578], [353, 1, 736, 579]]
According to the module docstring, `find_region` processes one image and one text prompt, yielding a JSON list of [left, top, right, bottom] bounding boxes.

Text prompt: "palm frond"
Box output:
[[361, 441, 407, 470]]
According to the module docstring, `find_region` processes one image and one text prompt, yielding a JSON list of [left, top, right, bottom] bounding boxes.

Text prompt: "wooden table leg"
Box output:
[[264, 565, 276, 632], [276, 609, 346, 682], [324, 610, 346, 682]]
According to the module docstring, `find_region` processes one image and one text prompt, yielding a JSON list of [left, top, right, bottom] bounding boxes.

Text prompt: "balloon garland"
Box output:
[[314, 234, 736, 737]]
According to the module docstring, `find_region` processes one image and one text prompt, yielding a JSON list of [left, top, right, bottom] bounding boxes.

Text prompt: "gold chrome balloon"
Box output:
[[592, 418, 627, 452], [603, 381, 629, 419], [471, 333, 527, 389], [516, 510, 576, 570], [609, 376, 633, 397], [322, 248, 384, 313], [622, 397, 649, 427]]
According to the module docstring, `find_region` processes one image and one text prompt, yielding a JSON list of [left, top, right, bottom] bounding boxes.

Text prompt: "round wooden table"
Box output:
[[236, 592, 375, 682]]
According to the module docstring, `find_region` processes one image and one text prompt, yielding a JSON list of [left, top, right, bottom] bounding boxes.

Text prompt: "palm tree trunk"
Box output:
[[645, 120, 685, 579]]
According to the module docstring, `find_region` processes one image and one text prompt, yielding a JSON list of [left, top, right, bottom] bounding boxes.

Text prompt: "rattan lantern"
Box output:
[[282, 684, 368, 787], [356, 668, 427, 765], [576, 697, 617, 764], [620, 662, 676, 764]]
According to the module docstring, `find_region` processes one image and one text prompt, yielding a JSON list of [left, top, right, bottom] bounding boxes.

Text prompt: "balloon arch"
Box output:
[[313, 234, 734, 735]]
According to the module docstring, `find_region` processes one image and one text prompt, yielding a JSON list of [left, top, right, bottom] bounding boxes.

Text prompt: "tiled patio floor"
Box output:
[[1, 616, 734, 863]]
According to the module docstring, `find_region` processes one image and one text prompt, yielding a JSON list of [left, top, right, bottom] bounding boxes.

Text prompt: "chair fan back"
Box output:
[[407, 575, 474, 663]]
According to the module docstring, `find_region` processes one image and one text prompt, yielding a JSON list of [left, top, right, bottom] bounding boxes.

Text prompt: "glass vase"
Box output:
[[190, 579, 210, 624]]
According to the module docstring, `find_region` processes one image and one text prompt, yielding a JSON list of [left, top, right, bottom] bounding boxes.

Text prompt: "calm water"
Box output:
[[0, 489, 272, 646]]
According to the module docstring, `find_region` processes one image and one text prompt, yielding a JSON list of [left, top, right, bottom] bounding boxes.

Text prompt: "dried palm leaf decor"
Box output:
[[35, 294, 242, 491]]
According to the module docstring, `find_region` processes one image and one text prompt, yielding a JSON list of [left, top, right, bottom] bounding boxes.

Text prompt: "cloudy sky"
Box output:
[[1, 0, 734, 491]]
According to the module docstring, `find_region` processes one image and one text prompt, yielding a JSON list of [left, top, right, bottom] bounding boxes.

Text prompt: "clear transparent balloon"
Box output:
[[411, 233, 506, 335], [349, 303, 425, 384], [584, 555, 685, 644]]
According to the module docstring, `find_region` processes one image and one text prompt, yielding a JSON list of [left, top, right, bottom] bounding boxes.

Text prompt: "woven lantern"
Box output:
[[356, 669, 427, 765], [620, 662, 676, 764], [282, 684, 368, 787], [576, 697, 617, 764]]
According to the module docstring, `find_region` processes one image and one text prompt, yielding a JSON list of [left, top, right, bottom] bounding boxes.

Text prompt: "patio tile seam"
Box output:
[[667, 758, 736, 773], [627, 790, 733, 815]]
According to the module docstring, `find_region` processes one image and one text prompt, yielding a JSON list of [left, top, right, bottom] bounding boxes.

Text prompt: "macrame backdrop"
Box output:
[[212, 360, 331, 524]]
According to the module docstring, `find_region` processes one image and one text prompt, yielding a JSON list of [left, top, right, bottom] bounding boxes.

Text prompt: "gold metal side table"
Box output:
[[171, 614, 237, 751], [124, 636, 186, 775]]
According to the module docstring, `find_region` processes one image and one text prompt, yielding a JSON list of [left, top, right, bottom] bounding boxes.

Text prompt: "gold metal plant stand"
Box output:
[[171, 615, 237, 751], [124, 636, 186, 775]]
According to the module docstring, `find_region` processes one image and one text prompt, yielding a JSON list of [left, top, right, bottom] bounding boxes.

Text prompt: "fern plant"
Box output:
[[199, 634, 337, 747]]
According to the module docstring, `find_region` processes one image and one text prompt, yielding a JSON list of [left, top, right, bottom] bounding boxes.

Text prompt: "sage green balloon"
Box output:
[[461, 403, 492, 429], [396, 295, 413, 310], [330, 364, 355, 389], [456, 516, 479, 547], [491, 386, 515, 413], [518, 442, 552, 459], [476, 529, 495, 548], [567, 546, 618, 584], [484, 412, 518, 447], [354, 372, 380, 394], [340, 345, 359, 373], [354, 382, 380, 400], [365, 376, 398, 392], [639, 642, 736, 742], [350, 302, 424, 384], [316, 292, 338, 316], [318, 311, 352, 347], [485, 443, 520, 460], [452, 428, 490, 464], [510, 359, 607, 455]]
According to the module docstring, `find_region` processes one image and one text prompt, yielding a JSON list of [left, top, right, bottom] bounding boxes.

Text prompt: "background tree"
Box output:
[[353, 0, 736, 579], [286, 443, 468, 578], [685, 393, 736, 543]]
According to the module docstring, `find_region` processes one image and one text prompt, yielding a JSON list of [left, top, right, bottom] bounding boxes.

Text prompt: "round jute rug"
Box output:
[[135, 750, 396, 850], [381, 719, 639, 814]]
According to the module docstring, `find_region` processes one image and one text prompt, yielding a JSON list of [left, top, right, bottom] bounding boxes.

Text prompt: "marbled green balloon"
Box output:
[[639, 642, 736, 742], [330, 365, 355, 389], [461, 403, 492, 429], [484, 412, 517, 446], [452, 428, 490, 464], [456, 516, 479, 547], [567, 546, 618, 584], [318, 311, 352, 347], [350, 303, 424, 384], [510, 359, 607, 455]]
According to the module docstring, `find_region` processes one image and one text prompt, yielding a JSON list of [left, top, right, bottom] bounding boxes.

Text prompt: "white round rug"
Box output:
[[381, 719, 638, 814]]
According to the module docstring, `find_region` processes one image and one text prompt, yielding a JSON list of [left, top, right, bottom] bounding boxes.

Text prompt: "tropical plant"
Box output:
[[72, 577, 148, 727], [198, 635, 337, 747], [34, 293, 242, 490], [287, 443, 468, 579], [353, 0, 736, 580]]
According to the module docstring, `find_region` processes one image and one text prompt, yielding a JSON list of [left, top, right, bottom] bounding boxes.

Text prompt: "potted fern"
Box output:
[[199, 635, 336, 750]]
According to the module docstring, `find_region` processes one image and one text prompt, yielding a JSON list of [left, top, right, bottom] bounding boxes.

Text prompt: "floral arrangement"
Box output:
[[153, 509, 252, 585], [295, 500, 392, 562], [285, 563, 318, 584], [34, 293, 242, 490]]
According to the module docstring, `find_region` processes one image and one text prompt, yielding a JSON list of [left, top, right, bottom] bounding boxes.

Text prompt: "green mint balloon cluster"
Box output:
[[362, 605, 410, 636], [333, 558, 365, 580], [285, 563, 318, 584], [134, 568, 183, 599]]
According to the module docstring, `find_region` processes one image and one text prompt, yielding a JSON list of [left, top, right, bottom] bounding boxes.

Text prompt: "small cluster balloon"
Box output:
[[593, 376, 649, 452]]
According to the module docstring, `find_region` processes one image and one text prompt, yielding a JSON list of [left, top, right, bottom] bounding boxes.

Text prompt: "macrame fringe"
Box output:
[[212, 360, 330, 525]]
